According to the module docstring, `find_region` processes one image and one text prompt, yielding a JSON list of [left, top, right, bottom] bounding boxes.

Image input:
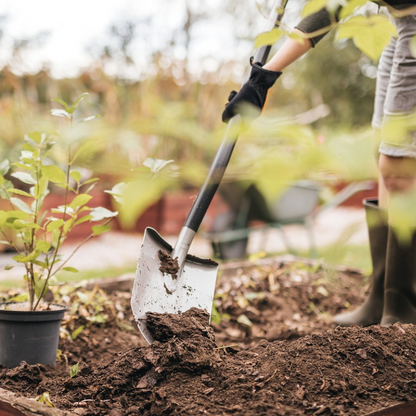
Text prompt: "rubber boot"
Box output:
[[333, 198, 388, 326], [380, 227, 416, 326]]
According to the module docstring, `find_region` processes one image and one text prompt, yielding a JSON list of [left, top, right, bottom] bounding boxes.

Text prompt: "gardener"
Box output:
[[222, 2, 416, 327]]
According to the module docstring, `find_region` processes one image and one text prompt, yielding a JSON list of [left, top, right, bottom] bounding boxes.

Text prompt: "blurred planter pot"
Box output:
[[0, 302, 66, 368]]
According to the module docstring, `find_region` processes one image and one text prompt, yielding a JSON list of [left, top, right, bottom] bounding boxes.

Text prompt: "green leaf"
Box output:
[[302, 0, 327, 17], [0, 180, 13, 199], [63, 267, 79, 273], [42, 165, 67, 184], [90, 207, 118, 221], [35, 177, 49, 199], [76, 291, 89, 303], [336, 15, 397, 62], [33, 260, 48, 268], [11, 171, 37, 185], [84, 183, 96, 194], [0, 211, 6, 228], [105, 182, 126, 205], [18, 222, 41, 230], [67, 92, 89, 114], [27, 131, 43, 144], [63, 219, 73, 233], [10, 197, 33, 214], [54, 183, 76, 192], [79, 115, 100, 122], [119, 176, 168, 229], [34, 278, 48, 301], [92, 225, 111, 235], [237, 314, 253, 327], [9, 189, 33, 198], [70, 170, 81, 183], [13, 250, 39, 263], [36, 392, 54, 408], [74, 215, 92, 226], [71, 326, 84, 340], [36, 240, 51, 253], [52, 97, 69, 109], [81, 177, 99, 186], [143, 158, 174, 173], [51, 205, 74, 215], [46, 219, 64, 232], [6, 211, 31, 220], [50, 109, 71, 118], [6, 293, 27, 302], [12, 162, 35, 171], [69, 194, 92, 208], [339, 0, 367, 19], [52, 228, 61, 247], [255, 28, 286, 48], [70, 363, 79, 378], [21, 143, 36, 152], [70, 142, 91, 165], [0, 160, 10, 176], [87, 314, 108, 324]]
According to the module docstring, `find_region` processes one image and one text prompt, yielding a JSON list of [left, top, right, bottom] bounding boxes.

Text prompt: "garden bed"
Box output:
[[1, 256, 416, 415]]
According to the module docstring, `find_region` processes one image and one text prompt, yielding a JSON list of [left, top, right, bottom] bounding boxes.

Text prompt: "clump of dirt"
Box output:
[[158, 249, 179, 279], [147, 307, 211, 342]]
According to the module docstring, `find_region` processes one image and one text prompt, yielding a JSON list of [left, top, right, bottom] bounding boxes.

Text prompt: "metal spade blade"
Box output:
[[131, 227, 218, 344]]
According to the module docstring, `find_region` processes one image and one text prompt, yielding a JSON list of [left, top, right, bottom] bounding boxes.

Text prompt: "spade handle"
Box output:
[[172, 0, 289, 263]]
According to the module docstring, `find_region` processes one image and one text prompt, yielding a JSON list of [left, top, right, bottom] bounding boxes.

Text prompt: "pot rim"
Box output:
[[0, 301, 67, 314]]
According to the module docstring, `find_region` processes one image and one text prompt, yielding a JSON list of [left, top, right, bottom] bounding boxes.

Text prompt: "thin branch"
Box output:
[[34, 147, 72, 310], [51, 218, 114, 278]]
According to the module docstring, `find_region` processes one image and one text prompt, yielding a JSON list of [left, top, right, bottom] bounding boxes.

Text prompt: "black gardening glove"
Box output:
[[222, 58, 282, 123]]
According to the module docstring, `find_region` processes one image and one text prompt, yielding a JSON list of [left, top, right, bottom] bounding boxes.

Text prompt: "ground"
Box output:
[[1, 257, 416, 415]]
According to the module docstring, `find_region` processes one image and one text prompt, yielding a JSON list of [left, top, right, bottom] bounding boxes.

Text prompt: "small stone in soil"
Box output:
[[158, 250, 179, 280]]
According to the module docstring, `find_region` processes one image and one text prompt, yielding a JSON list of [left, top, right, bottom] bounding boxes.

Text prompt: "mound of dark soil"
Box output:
[[2, 307, 416, 415], [2, 259, 416, 415]]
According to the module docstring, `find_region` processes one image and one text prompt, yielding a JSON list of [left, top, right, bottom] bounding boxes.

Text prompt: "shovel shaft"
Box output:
[[183, 0, 288, 234], [184, 121, 239, 232]]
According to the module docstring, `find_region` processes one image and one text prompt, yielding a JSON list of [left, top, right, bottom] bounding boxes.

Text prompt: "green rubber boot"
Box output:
[[380, 228, 416, 326], [333, 198, 388, 326]]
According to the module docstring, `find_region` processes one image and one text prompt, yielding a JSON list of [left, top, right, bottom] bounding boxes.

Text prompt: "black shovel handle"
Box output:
[[184, 0, 288, 233]]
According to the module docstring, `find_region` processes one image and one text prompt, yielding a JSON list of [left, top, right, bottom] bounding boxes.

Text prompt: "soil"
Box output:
[[1, 258, 416, 415], [0, 301, 65, 311], [158, 250, 179, 280]]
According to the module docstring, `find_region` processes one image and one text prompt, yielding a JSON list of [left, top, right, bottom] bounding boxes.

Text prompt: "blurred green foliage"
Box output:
[[1, 0, 413, 238]]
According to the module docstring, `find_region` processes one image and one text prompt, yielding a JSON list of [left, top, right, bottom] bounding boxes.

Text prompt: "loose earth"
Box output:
[[1, 259, 416, 415]]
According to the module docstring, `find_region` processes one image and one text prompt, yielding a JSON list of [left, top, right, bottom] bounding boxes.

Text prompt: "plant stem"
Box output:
[[1, 184, 30, 255], [34, 149, 72, 310], [1, 183, 34, 307], [28, 158, 42, 310], [50, 218, 114, 278], [1, 230, 19, 255]]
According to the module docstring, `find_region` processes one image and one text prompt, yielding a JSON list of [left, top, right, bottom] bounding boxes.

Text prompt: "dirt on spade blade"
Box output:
[[158, 250, 179, 280], [2, 259, 416, 415]]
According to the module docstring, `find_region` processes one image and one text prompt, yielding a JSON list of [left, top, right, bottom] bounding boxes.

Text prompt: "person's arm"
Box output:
[[222, 8, 338, 123], [264, 5, 338, 71], [263, 29, 313, 72]]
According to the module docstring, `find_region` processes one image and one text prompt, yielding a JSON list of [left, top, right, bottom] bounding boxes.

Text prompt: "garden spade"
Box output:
[[131, 0, 289, 345]]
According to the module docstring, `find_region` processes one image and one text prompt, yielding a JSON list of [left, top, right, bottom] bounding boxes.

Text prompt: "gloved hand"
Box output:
[[222, 58, 282, 123]]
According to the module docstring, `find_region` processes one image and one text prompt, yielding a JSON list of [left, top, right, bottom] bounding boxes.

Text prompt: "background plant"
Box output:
[[0, 93, 119, 310]]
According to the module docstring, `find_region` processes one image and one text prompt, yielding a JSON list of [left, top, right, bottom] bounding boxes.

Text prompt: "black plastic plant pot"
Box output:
[[0, 302, 67, 368]]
